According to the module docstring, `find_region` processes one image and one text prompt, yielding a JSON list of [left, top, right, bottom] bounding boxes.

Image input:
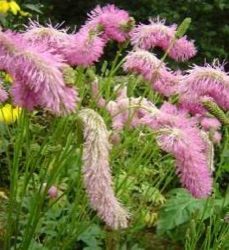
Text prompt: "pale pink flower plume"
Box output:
[[168, 36, 197, 61], [201, 131, 215, 172], [106, 97, 150, 130], [157, 124, 213, 198], [103, 85, 159, 130], [200, 117, 221, 131], [0, 30, 78, 114], [178, 99, 207, 115], [130, 18, 196, 61], [83, 4, 132, 42], [179, 61, 229, 111], [79, 108, 129, 229], [139, 102, 213, 198], [123, 50, 164, 82], [153, 70, 182, 97], [23, 20, 71, 54], [0, 80, 8, 102], [23, 20, 105, 66], [90, 77, 106, 107], [64, 29, 105, 66], [123, 50, 180, 96]]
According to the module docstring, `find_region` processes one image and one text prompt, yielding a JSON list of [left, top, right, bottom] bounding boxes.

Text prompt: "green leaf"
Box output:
[[77, 224, 103, 250], [157, 189, 211, 234]]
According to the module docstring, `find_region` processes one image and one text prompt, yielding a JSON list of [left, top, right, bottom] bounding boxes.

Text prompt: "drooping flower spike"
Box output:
[[179, 60, 229, 111], [123, 49, 180, 96], [131, 18, 197, 61], [0, 30, 78, 114], [123, 49, 165, 82], [156, 124, 213, 198], [23, 19, 71, 50], [82, 4, 133, 42], [200, 117, 221, 131], [64, 29, 106, 67], [79, 108, 129, 229], [141, 102, 213, 198]]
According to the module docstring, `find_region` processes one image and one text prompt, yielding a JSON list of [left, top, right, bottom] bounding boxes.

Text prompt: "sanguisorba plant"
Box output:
[[0, 4, 228, 249]]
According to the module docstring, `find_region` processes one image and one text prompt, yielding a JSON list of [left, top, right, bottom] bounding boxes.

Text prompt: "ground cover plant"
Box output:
[[0, 3, 229, 250]]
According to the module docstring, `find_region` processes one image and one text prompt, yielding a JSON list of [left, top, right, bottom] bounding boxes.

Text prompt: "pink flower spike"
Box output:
[[201, 117, 221, 131], [130, 18, 197, 61], [84, 4, 132, 42], [168, 36, 197, 61], [64, 30, 105, 66], [179, 60, 229, 110], [0, 30, 78, 114], [157, 125, 213, 198], [131, 18, 176, 50], [153, 70, 182, 97], [79, 109, 129, 229], [123, 49, 165, 82], [23, 19, 71, 53]]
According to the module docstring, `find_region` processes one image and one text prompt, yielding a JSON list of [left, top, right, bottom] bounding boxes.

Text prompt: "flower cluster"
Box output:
[[130, 18, 197, 61], [1, 3, 228, 231], [123, 50, 180, 96], [179, 61, 229, 111], [82, 4, 133, 42]]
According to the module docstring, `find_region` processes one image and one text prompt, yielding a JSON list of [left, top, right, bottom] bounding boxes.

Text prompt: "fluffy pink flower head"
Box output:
[[168, 36, 197, 61], [139, 102, 213, 198], [157, 124, 213, 198], [79, 108, 129, 229], [179, 60, 229, 110], [23, 20, 71, 53], [131, 18, 176, 50], [100, 85, 159, 130], [141, 102, 196, 131], [0, 30, 78, 114], [84, 4, 133, 42], [153, 70, 182, 97], [123, 50, 181, 96], [123, 49, 165, 82], [178, 99, 207, 116], [64, 29, 105, 66], [200, 117, 221, 131], [131, 18, 197, 61]]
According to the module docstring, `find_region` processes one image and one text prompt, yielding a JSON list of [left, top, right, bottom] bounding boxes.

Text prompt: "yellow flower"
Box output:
[[0, 104, 21, 124], [9, 0, 20, 15], [4, 74, 13, 83], [0, 1, 9, 13], [0, 0, 20, 15]]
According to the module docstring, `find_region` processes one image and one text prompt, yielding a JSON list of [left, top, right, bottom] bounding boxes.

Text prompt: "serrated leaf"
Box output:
[[156, 189, 211, 234], [77, 224, 103, 249]]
